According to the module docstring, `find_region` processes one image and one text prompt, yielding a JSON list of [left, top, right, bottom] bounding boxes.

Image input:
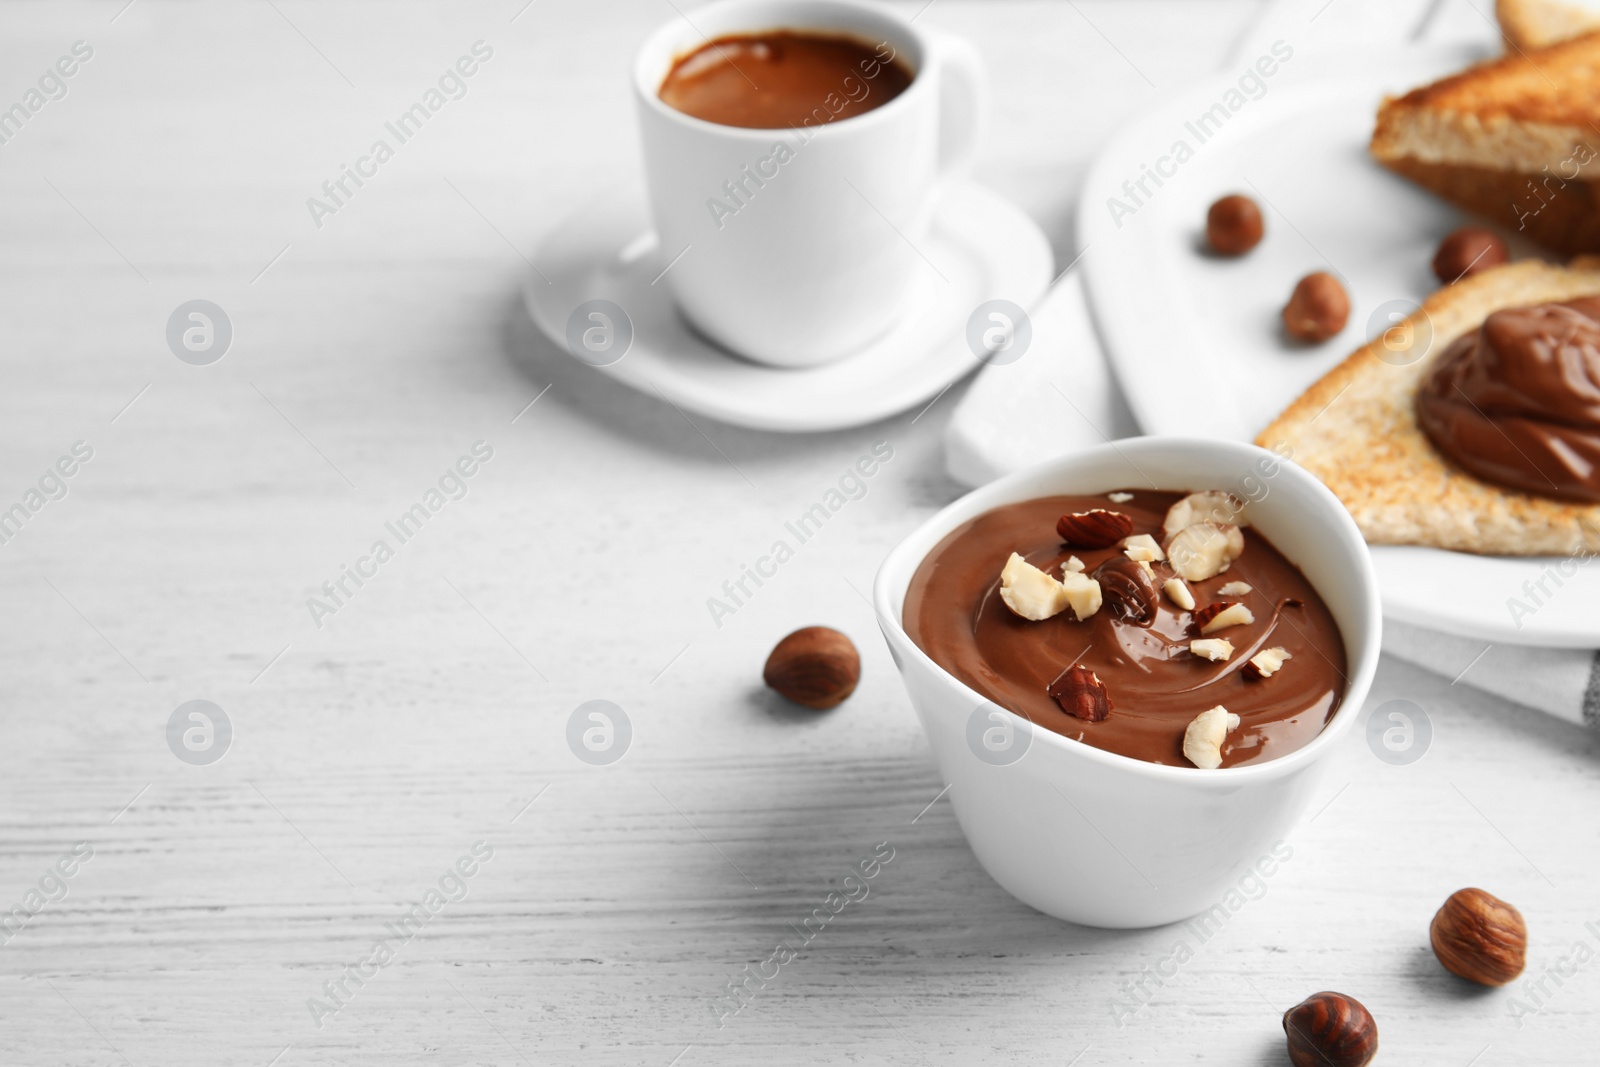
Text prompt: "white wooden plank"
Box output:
[[0, 2, 1593, 1064]]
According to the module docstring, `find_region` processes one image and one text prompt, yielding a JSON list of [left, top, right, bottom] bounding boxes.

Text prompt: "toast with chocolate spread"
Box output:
[[1258, 258, 1600, 555]]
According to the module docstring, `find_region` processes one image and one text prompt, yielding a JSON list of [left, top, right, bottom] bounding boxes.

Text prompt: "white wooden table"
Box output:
[[2, 1, 1596, 1063]]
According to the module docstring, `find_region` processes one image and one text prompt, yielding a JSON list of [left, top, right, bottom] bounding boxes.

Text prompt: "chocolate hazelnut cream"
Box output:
[[903, 492, 1347, 768], [1417, 297, 1600, 503]]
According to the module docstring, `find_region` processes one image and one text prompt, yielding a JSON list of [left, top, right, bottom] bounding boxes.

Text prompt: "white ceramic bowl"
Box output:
[[873, 437, 1382, 928]]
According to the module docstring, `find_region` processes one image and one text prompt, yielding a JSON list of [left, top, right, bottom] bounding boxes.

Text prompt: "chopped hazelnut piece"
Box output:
[[1108, 491, 1134, 503], [1060, 570, 1104, 621], [1062, 556, 1086, 574], [1162, 491, 1246, 542], [1199, 602, 1255, 634], [1050, 665, 1113, 721], [1190, 638, 1234, 662], [999, 552, 1068, 621], [1183, 705, 1241, 769], [1122, 533, 1165, 562], [1166, 523, 1245, 582], [1217, 581, 1253, 597], [1245, 646, 1292, 678], [1163, 578, 1195, 610]]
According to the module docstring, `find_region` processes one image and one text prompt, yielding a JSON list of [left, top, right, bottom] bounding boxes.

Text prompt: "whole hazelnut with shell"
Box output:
[[763, 627, 860, 709], [1433, 227, 1509, 284], [1430, 887, 1528, 986], [1283, 271, 1350, 343], [1206, 194, 1264, 255], [1282, 991, 1378, 1067]]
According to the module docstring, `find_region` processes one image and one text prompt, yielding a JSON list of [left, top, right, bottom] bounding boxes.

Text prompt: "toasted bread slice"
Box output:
[[1498, 0, 1600, 49], [1371, 33, 1600, 253], [1256, 258, 1600, 556]]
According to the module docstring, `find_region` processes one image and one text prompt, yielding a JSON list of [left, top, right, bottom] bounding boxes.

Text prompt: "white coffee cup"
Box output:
[[633, 0, 985, 368]]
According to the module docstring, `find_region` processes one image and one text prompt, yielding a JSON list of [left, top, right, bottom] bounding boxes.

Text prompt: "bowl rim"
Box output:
[[872, 435, 1383, 786]]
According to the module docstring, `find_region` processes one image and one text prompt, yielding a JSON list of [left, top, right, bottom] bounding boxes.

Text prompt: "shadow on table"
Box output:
[[731, 685, 1163, 957], [1403, 941, 1501, 1002], [499, 292, 973, 504]]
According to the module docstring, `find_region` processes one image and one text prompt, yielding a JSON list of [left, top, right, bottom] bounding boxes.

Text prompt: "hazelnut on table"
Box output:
[[1430, 887, 1527, 985], [1283, 991, 1378, 1067], [763, 627, 859, 709]]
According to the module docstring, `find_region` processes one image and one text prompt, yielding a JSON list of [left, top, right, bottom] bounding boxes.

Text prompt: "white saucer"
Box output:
[[1078, 43, 1600, 648], [524, 181, 1053, 433]]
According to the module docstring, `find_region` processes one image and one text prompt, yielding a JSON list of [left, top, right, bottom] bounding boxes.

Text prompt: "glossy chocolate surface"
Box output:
[[903, 492, 1348, 768], [1417, 297, 1600, 503]]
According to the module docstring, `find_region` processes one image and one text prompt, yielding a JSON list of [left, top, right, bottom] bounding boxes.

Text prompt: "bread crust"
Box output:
[[1369, 31, 1600, 235], [1255, 259, 1600, 556], [1497, 0, 1600, 50], [1375, 31, 1600, 127], [1379, 156, 1600, 254]]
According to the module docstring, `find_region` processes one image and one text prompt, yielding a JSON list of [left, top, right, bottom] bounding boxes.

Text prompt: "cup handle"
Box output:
[[931, 32, 988, 179]]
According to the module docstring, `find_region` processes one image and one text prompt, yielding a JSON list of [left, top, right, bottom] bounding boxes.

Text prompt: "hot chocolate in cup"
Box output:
[[633, 0, 986, 368]]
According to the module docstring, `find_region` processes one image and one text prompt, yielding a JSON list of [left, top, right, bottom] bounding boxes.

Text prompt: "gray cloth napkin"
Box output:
[[1383, 620, 1600, 728], [943, 273, 1600, 726]]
